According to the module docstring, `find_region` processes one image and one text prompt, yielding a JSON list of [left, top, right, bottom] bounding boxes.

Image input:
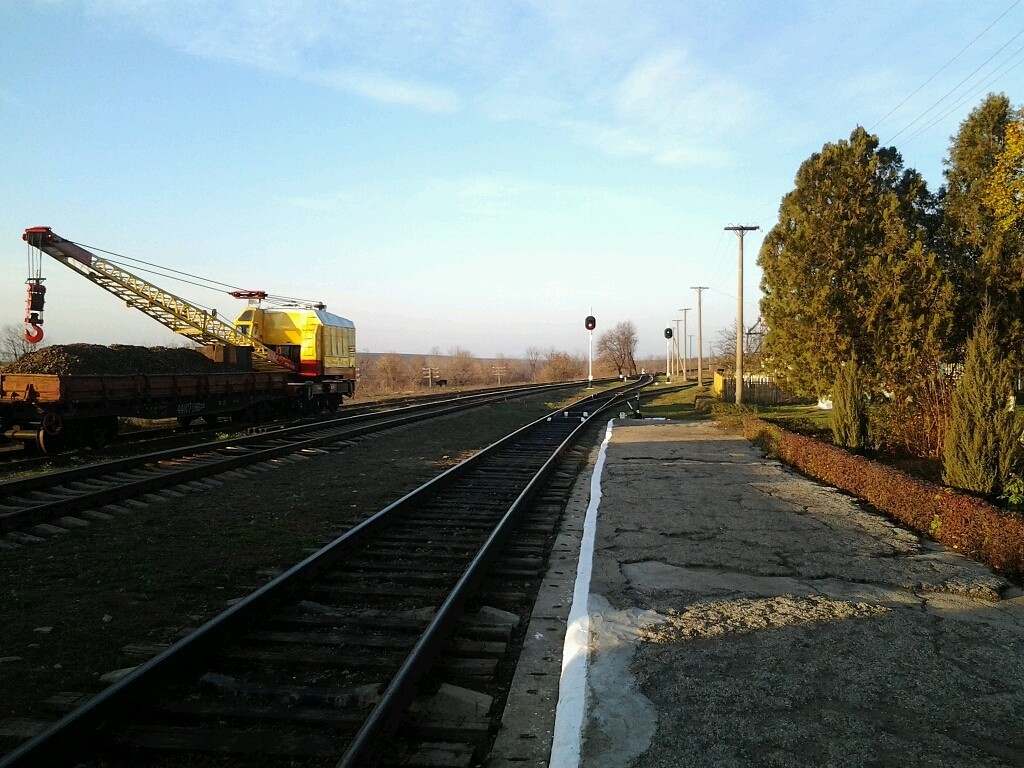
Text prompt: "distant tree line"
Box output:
[[758, 93, 1024, 494], [355, 346, 598, 396]]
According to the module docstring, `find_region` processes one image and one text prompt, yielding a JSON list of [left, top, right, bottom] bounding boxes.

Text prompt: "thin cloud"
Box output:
[[83, 0, 459, 113], [310, 69, 458, 113], [565, 119, 734, 169], [76, 1, 757, 164]]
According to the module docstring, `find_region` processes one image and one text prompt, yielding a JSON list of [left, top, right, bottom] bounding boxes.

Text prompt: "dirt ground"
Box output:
[[0, 393, 570, 748]]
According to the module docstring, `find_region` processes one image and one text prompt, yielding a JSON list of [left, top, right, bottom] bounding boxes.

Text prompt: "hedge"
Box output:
[[742, 417, 1024, 582]]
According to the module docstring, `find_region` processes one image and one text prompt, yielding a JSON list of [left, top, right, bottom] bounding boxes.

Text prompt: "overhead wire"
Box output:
[[869, 0, 1021, 133], [884, 23, 1024, 145], [897, 40, 1024, 147], [74, 240, 323, 309]]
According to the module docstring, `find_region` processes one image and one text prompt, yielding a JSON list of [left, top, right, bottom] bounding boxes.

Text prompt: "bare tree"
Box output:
[[714, 322, 763, 370], [446, 347, 477, 386], [356, 352, 415, 395], [0, 324, 39, 364], [375, 353, 413, 392], [540, 349, 584, 382], [596, 321, 639, 377], [525, 346, 543, 382]]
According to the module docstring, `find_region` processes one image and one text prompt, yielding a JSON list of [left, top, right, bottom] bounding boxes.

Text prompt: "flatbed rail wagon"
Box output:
[[0, 370, 291, 452]]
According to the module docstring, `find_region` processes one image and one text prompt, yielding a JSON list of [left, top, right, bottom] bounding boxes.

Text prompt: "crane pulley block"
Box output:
[[24, 280, 45, 344]]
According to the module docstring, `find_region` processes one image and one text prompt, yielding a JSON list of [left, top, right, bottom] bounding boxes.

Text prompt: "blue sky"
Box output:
[[3, 1, 1023, 360]]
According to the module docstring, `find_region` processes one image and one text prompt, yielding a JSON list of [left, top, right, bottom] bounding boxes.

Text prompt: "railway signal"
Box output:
[[585, 315, 596, 387], [664, 327, 673, 383]]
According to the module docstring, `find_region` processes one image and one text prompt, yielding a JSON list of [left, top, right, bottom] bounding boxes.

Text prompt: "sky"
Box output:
[[3, 1, 1024, 361]]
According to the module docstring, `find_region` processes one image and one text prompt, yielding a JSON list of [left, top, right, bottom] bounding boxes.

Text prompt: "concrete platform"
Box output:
[[491, 419, 1024, 768]]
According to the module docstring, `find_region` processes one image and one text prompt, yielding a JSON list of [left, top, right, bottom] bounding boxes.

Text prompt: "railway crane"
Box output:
[[19, 225, 356, 402]]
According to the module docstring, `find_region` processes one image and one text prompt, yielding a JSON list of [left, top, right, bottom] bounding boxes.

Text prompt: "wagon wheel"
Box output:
[[35, 428, 59, 455], [40, 411, 63, 435]]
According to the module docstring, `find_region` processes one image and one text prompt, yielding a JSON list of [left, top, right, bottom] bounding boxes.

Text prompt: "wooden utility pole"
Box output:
[[691, 286, 707, 386], [724, 225, 759, 404]]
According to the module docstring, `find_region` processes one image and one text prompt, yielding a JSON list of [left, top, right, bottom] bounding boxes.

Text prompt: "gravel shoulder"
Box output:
[[583, 420, 1024, 767]]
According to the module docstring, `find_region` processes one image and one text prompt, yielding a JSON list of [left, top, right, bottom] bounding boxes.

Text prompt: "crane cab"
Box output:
[[233, 306, 356, 381]]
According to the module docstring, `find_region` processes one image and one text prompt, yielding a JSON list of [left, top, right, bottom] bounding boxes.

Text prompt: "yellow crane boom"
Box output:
[[22, 227, 297, 373]]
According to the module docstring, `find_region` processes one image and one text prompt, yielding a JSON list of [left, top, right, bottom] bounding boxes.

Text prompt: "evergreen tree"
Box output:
[[943, 304, 1021, 495], [831, 358, 868, 451], [758, 127, 952, 397], [940, 93, 1024, 365]]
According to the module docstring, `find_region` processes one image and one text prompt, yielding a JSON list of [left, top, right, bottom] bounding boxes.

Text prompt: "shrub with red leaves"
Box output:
[[744, 417, 1024, 581]]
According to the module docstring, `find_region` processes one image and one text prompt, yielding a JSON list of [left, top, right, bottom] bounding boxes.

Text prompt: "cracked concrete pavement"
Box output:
[[581, 420, 1024, 767]]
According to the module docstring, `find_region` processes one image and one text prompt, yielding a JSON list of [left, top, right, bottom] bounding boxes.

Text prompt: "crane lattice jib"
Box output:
[[22, 227, 297, 373]]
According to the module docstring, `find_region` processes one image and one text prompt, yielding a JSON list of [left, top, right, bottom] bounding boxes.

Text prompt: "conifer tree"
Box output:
[[831, 358, 868, 451], [943, 304, 1021, 495], [758, 127, 951, 397]]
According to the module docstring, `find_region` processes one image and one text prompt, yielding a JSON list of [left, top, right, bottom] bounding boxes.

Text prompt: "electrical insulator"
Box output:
[[664, 327, 673, 339], [585, 315, 596, 331]]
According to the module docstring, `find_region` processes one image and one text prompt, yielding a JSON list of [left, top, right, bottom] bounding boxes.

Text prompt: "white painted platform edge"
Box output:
[[548, 417, 615, 768]]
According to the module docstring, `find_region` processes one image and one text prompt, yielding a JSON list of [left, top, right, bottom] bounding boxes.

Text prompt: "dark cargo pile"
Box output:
[[0, 344, 240, 376]]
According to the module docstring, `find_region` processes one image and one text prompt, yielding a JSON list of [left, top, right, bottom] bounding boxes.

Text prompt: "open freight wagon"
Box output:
[[0, 369, 291, 453]]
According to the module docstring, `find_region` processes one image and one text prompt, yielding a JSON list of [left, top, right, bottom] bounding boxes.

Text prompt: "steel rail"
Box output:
[[0, 377, 649, 768], [337, 379, 649, 766], [0, 380, 593, 534], [0, 379, 587, 495]]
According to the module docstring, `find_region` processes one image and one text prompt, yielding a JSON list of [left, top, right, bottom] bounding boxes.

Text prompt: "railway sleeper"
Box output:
[[216, 645, 404, 670], [109, 723, 344, 758]]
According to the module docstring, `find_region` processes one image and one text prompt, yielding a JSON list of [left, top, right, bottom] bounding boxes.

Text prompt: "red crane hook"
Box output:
[[24, 324, 44, 344]]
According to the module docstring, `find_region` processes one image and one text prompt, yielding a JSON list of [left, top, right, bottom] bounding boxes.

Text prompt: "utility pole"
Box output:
[[724, 225, 759, 404], [672, 318, 682, 378], [691, 286, 707, 387], [678, 308, 690, 380]]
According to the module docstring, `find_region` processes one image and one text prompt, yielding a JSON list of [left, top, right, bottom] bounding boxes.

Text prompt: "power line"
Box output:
[[870, 0, 1021, 132], [885, 23, 1024, 144], [897, 40, 1024, 147]]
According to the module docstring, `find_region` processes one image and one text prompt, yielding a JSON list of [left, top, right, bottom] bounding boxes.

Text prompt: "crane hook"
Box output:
[[24, 280, 46, 345]]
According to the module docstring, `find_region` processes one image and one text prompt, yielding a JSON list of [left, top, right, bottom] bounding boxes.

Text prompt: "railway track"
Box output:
[[0, 381, 588, 543], [0, 381, 595, 473], [0, 376, 650, 767]]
